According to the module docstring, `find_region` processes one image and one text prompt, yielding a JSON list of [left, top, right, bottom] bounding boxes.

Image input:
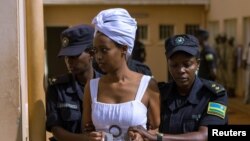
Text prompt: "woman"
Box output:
[[82, 8, 160, 141], [129, 34, 228, 141]]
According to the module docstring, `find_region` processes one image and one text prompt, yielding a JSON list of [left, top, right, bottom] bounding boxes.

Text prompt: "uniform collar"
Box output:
[[186, 76, 203, 105], [94, 70, 103, 78], [165, 76, 203, 103], [68, 70, 101, 101], [75, 81, 84, 101], [167, 76, 203, 111], [65, 73, 77, 93], [65, 74, 84, 101]]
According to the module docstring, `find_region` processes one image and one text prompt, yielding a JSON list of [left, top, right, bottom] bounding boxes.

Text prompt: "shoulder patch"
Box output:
[[207, 102, 227, 119], [202, 79, 226, 95]]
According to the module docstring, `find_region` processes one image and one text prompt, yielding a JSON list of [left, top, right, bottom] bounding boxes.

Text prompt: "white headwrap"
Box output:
[[92, 8, 137, 57]]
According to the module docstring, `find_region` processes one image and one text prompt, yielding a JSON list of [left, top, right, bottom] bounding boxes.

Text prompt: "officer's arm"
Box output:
[[159, 126, 207, 141], [205, 53, 217, 80], [128, 126, 207, 141], [147, 78, 160, 129], [46, 85, 61, 132], [51, 126, 87, 141], [46, 85, 88, 141], [200, 82, 228, 125]]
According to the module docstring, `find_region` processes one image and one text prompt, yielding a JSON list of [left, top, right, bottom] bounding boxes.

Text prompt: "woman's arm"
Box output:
[[147, 78, 161, 129], [82, 81, 93, 131], [82, 81, 103, 141]]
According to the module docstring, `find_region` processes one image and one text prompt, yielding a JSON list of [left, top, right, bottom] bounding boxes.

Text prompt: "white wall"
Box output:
[[0, 0, 21, 140], [208, 0, 250, 44], [208, 0, 250, 96]]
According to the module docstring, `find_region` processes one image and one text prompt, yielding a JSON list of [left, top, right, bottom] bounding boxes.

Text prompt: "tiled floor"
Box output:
[[228, 97, 250, 124]]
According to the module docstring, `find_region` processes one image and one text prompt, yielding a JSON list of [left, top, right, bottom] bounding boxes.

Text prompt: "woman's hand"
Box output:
[[128, 125, 157, 141]]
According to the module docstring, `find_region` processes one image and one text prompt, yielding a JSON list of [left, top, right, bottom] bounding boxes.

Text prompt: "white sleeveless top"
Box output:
[[90, 75, 151, 141]]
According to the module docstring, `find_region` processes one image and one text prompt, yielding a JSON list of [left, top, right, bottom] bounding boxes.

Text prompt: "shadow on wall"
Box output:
[[29, 100, 46, 141]]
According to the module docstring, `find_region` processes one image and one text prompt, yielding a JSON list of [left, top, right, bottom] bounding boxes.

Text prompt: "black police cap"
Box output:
[[58, 24, 94, 57], [165, 34, 200, 58]]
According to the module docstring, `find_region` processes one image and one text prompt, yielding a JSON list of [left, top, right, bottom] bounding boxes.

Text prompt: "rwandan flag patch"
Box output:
[[207, 102, 227, 119]]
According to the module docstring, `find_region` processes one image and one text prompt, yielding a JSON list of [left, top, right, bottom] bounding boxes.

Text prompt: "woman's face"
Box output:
[[168, 52, 200, 89], [93, 32, 126, 73]]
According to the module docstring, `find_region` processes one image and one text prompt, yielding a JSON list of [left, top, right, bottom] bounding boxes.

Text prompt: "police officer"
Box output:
[[225, 37, 237, 97], [243, 42, 250, 104], [131, 29, 146, 63], [219, 34, 228, 87], [129, 34, 228, 141], [196, 29, 218, 81], [214, 34, 223, 83], [46, 24, 100, 141]]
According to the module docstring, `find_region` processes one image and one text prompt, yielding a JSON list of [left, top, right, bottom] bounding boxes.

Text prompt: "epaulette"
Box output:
[[48, 77, 57, 86], [158, 82, 172, 101], [201, 79, 226, 96], [158, 81, 173, 94], [48, 73, 72, 86]]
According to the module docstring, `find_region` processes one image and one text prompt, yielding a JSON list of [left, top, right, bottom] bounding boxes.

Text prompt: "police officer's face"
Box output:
[[93, 32, 126, 73], [64, 51, 92, 74], [168, 52, 200, 88]]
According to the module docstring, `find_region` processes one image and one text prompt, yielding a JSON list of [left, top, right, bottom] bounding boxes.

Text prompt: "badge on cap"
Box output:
[[62, 37, 69, 48], [175, 36, 185, 45]]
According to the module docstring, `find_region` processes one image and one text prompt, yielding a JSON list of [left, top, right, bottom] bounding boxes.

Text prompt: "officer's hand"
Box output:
[[128, 125, 156, 141], [128, 131, 144, 141]]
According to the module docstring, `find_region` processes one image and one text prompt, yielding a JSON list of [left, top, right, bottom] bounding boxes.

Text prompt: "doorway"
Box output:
[[45, 26, 68, 81]]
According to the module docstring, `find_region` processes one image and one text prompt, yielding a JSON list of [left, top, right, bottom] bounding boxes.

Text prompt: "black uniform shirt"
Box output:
[[159, 76, 228, 134], [46, 71, 101, 135], [92, 58, 152, 76], [127, 59, 152, 76]]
